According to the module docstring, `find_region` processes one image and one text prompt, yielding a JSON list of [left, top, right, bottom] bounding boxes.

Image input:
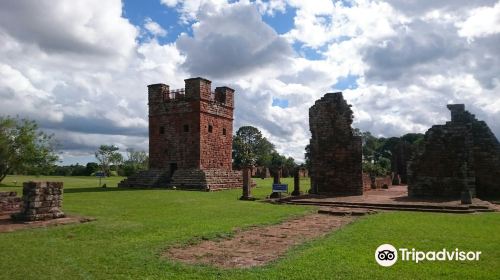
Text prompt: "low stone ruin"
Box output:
[[408, 104, 500, 199], [309, 92, 363, 195], [0, 191, 21, 213], [12, 181, 65, 221], [362, 174, 393, 191], [253, 166, 270, 178]]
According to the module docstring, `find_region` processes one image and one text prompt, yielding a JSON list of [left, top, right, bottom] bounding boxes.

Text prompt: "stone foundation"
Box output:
[[309, 92, 363, 196], [118, 169, 170, 188], [171, 168, 243, 191], [12, 182, 65, 221], [0, 192, 21, 213]]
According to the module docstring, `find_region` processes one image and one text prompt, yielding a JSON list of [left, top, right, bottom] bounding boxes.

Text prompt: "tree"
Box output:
[[122, 148, 148, 176], [95, 145, 122, 176], [85, 162, 99, 175], [304, 144, 311, 170], [0, 116, 59, 182], [232, 126, 275, 168]]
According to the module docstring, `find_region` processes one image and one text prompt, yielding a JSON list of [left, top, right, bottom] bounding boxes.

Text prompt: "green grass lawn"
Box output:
[[0, 175, 499, 279]]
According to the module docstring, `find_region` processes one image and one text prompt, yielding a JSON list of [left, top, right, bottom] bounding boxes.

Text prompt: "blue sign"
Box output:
[[272, 184, 288, 193], [95, 172, 106, 178]]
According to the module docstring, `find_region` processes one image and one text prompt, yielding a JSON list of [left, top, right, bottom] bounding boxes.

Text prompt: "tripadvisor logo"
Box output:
[[375, 244, 398, 267], [375, 244, 481, 267]]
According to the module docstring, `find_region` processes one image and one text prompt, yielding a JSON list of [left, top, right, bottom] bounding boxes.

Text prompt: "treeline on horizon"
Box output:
[[1, 116, 424, 179]]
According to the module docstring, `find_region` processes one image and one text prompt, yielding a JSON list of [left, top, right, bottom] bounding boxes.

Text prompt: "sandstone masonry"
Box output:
[[408, 104, 500, 198], [0, 191, 21, 213], [119, 77, 242, 190], [309, 92, 363, 195], [12, 182, 64, 221]]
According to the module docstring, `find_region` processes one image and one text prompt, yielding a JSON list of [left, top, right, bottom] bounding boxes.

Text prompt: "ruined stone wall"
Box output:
[[298, 168, 308, 178], [408, 104, 500, 198], [391, 141, 413, 184], [0, 192, 21, 212], [374, 176, 392, 189], [362, 174, 393, 191], [253, 166, 270, 178], [362, 173, 372, 191], [13, 182, 64, 221], [309, 92, 363, 195]]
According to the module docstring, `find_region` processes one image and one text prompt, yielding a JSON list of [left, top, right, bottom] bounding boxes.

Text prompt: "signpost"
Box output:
[[272, 183, 288, 196], [95, 171, 105, 187], [272, 184, 288, 192]]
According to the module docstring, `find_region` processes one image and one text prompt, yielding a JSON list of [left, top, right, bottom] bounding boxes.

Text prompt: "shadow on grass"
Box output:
[[0, 183, 20, 189], [63, 187, 168, 194]]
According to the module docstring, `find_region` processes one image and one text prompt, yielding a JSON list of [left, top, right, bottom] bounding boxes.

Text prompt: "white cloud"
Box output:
[[176, 1, 294, 78], [0, 0, 185, 163], [1, 0, 500, 165], [457, 1, 500, 40], [144, 17, 167, 37], [160, 0, 228, 23]]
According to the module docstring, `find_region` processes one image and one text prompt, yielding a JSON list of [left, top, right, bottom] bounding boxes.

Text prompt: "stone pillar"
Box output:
[[12, 182, 65, 221], [240, 166, 253, 200], [270, 167, 283, 198], [273, 168, 281, 184], [292, 169, 301, 196], [392, 173, 401, 185], [309, 92, 363, 196]]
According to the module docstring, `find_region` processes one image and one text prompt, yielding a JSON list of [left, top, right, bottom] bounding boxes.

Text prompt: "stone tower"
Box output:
[[119, 77, 242, 190], [309, 92, 363, 195]]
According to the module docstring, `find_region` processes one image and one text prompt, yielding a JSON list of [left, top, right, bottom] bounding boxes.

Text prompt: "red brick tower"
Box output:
[[119, 77, 242, 190]]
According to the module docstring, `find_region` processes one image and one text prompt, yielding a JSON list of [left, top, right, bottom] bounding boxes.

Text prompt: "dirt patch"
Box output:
[[164, 213, 356, 268], [0, 212, 95, 233]]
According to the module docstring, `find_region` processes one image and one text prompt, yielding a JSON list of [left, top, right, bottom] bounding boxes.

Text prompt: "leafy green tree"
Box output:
[[304, 144, 311, 170], [85, 162, 99, 175], [232, 126, 275, 168], [122, 148, 148, 176], [95, 145, 122, 176], [0, 116, 59, 182]]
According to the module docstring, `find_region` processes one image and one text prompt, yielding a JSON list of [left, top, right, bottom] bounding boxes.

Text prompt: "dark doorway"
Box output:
[[169, 163, 178, 175]]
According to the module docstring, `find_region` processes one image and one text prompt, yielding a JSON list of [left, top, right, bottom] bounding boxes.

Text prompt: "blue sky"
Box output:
[[0, 0, 499, 165]]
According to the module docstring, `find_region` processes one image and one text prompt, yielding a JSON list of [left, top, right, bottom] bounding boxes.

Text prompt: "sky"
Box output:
[[0, 0, 499, 165]]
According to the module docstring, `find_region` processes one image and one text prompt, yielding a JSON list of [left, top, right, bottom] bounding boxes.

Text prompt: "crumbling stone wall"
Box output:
[[13, 182, 64, 221], [362, 174, 393, 191], [253, 166, 270, 178], [408, 104, 500, 198], [0, 192, 21, 212], [298, 167, 308, 178], [391, 141, 413, 184], [309, 92, 363, 195]]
